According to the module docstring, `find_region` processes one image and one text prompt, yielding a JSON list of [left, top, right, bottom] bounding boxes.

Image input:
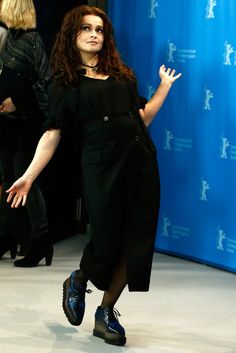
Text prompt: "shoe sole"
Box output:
[[93, 329, 126, 346], [62, 279, 82, 326], [14, 262, 39, 267]]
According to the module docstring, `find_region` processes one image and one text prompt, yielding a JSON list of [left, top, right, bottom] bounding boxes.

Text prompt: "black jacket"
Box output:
[[0, 27, 50, 118]]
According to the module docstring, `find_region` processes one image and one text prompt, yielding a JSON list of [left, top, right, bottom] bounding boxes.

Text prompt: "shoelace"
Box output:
[[112, 308, 121, 322], [73, 283, 92, 297]]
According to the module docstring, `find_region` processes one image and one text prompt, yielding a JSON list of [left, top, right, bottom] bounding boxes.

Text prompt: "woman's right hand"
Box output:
[[6, 177, 33, 208], [6, 130, 61, 208]]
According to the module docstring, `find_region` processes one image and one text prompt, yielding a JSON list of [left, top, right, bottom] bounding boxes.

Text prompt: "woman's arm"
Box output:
[[7, 129, 61, 208], [139, 64, 182, 126]]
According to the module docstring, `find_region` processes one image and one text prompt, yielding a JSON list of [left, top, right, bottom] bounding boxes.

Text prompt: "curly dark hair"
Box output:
[[50, 5, 135, 86]]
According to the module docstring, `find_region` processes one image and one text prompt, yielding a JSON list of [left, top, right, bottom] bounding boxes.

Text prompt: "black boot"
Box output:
[[63, 270, 91, 326], [14, 237, 53, 267], [0, 237, 17, 260], [93, 306, 126, 346]]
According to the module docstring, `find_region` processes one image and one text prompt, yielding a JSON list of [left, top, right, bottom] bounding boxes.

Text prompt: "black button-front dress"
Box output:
[[46, 74, 160, 291]]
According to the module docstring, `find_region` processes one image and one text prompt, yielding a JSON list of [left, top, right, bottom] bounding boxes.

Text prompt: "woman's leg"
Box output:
[[62, 268, 90, 326], [100, 256, 127, 308], [93, 256, 127, 346]]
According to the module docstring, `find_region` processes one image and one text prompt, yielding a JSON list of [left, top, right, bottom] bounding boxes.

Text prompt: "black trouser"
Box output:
[[0, 129, 48, 241]]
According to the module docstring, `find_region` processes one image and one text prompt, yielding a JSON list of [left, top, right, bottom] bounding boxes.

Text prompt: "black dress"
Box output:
[[47, 75, 160, 291]]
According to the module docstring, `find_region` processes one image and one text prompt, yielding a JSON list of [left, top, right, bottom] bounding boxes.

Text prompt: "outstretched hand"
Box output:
[[6, 177, 32, 208], [159, 64, 182, 86]]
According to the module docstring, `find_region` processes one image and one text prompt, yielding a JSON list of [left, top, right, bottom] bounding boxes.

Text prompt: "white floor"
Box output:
[[0, 233, 236, 353]]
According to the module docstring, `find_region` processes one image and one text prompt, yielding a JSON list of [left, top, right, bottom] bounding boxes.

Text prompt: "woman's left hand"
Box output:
[[0, 97, 16, 113], [159, 64, 182, 86]]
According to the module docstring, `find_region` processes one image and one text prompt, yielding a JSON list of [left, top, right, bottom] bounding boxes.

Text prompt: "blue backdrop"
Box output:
[[108, 0, 236, 273]]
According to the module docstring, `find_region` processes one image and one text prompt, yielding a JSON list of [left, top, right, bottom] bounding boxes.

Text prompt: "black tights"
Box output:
[[76, 257, 127, 308]]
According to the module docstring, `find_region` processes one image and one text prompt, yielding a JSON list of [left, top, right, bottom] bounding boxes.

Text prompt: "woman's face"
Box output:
[[76, 15, 104, 56]]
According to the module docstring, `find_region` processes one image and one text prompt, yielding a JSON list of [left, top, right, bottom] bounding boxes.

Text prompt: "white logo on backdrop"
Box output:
[[223, 41, 234, 65], [147, 84, 156, 100], [216, 228, 236, 253], [162, 216, 171, 237], [200, 179, 210, 201], [163, 130, 193, 152], [161, 216, 191, 240], [164, 130, 174, 150], [203, 88, 214, 110], [167, 41, 197, 63], [220, 137, 230, 159], [167, 41, 177, 62], [217, 229, 226, 251], [149, 0, 159, 18], [206, 0, 217, 19], [219, 135, 236, 160]]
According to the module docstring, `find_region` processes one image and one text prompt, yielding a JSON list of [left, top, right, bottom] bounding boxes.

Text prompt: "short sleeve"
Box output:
[[128, 78, 147, 110], [43, 80, 71, 132], [138, 95, 147, 109]]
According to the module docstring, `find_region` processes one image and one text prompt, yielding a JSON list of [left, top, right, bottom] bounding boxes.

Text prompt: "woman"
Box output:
[[0, 3, 8, 199], [0, 0, 52, 266], [7, 5, 181, 346]]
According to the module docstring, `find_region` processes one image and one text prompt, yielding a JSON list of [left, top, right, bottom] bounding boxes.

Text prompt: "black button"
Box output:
[[135, 135, 140, 142], [128, 111, 133, 118], [108, 140, 115, 148]]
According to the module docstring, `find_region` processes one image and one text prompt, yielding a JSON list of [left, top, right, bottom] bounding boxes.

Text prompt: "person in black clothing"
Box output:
[[0, 7, 8, 188], [0, 0, 52, 266], [0, 20, 7, 50], [7, 5, 181, 346]]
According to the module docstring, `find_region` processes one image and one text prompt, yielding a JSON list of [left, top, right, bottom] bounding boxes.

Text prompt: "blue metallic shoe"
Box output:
[[62, 271, 91, 326], [93, 306, 126, 346]]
